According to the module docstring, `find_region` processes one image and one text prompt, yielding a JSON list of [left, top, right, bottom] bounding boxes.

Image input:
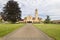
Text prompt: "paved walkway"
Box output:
[[2, 23, 54, 40]]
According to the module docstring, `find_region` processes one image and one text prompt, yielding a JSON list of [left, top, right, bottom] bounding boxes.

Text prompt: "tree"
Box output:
[[44, 15, 50, 24], [3, 0, 21, 23]]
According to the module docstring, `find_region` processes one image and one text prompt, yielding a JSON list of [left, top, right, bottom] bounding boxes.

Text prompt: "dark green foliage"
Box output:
[[3, 0, 21, 23], [44, 15, 50, 24]]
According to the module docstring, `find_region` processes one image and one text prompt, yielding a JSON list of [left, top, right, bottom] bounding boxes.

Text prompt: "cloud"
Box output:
[[0, 0, 60, 20], [38, 0, 60, 20]]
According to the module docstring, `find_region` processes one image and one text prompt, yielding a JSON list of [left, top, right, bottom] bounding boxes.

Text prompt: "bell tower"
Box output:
[[35, 9, 38, 20]]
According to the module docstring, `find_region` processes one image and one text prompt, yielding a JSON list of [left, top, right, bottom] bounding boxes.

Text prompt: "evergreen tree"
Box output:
[[44, 15, 50, 24], [3, 0, 21, 23]]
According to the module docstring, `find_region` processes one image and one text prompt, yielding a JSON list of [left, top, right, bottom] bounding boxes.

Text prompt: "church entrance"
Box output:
[[27, 21, 32, 23]]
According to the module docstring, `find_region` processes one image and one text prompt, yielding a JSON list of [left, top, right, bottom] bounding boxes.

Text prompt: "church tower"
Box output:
[[35, 9, 38, 20]]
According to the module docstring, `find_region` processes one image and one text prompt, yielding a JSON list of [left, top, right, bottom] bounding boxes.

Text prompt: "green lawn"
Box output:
[[34, 24, 60, 40], [0, 24, 24, 37]]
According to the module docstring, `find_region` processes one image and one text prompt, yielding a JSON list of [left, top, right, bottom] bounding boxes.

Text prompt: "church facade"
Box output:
[[24, 9, 42, 23]]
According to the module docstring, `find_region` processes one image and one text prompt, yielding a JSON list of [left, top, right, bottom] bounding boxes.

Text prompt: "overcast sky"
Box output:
[[0, 0, 60, 20]]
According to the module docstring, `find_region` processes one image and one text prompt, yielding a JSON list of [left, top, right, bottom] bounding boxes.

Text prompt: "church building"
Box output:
[[24, 9, 42, 23]]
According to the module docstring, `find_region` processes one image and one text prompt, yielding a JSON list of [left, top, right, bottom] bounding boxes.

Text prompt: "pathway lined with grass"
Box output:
[[2, 23, 53, 40], [0, 24, 24, 37], [34, 24, 60, 40]]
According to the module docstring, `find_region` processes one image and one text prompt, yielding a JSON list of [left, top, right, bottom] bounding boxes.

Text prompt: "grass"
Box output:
[[0, 24, 24, 37], [34, 24, 60, 40]]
